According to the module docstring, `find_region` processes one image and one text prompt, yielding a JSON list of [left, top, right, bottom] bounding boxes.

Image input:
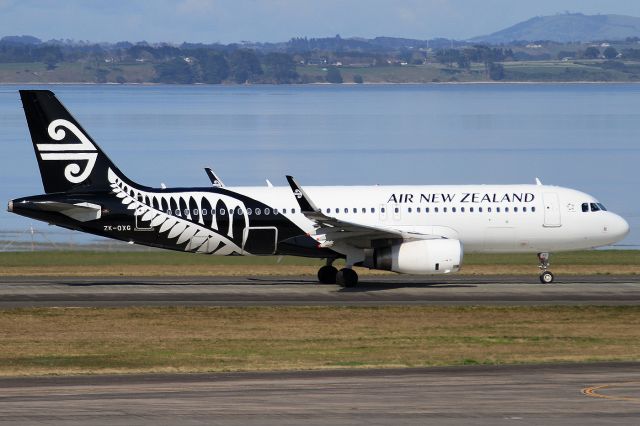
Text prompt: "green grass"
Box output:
[[0, 250, 636, 267], [1, 305, 639, 376]]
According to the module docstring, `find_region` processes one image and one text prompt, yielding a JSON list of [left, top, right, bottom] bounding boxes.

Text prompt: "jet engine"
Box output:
[[363, 239, 463, 274]]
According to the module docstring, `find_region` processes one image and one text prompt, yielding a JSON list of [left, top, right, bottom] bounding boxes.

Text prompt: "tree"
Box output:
[[229, 49, 262, 83], [325, 66, 343, 83], [583, 47, 600, 59], [154, 58, 196, 84], [263, 52, 298, 83], [200, 52, 229, 84], [603, 46, 619, 60], [489, 62, 505, 81], [353, 74, 364, 84]]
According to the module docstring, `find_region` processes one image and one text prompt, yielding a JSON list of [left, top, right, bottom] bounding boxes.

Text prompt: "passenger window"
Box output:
[[335, 208, 339, 214], [461, 207, 465, 213], [425, 207, 429, 213], [496, 207, 500, 213], [247, 208, 252, 215], [202, 209, 208, 216], [362, 208, 366, 213], [255, 208, 261, 215], [371, 208, 375, 213], [273, 208, 279, 215], [505, 207, 509, 213], [283, 208, 287, 214], [264, 208, 270, 215], [416, 207, 421, 213], [292, 208, 296, 214], [479, 207, 483, 213], [452, 207, 456, 213], [590, 203, 600, 212], [381, 207, 386, 213], [470, 207, 474, 213], [408, 207, 412, 213], [514, 207, 518, 212], [353, 208, 357, 213], [443, 207, 447, 213], [531, 207, 536, 212], [344, 208, 348, 213], [522, 207, 527, 212], [434, 207, 439, 213], [582, 203, 589, 212], [487, 207, 492, 213], [326, 208, 331, 214]]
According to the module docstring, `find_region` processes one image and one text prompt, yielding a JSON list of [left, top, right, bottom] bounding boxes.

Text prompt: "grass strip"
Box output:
[[0, 250, 638, 276], [0, 305, 639, 376]]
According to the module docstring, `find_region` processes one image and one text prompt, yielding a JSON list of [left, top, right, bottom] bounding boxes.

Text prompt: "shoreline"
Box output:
[[2, 80, 640, 86]]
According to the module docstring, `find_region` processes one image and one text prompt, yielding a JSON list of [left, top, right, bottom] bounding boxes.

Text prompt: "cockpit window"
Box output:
[[597, 203, 607, 211], [590, 203, 600, 212], [581, 203, 589, 212]]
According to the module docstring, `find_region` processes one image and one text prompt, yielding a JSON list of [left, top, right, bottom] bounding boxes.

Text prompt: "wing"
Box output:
[[285, 176, 440, 249]]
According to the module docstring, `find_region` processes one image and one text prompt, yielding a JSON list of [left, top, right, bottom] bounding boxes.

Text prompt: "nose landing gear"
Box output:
[[538, 252, 554, 284]]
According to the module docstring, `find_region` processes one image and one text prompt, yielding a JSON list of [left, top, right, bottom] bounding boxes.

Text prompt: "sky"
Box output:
[[1, 0, 640, 44]]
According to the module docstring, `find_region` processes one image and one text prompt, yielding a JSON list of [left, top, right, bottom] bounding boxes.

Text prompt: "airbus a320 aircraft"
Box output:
[[8, 90, 630, 286]]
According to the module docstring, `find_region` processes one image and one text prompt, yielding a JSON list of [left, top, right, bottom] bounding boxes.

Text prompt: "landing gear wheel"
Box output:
[[317, 265, 338, 284], [539, 271, 554, 284], [336, 268, 359, 287]]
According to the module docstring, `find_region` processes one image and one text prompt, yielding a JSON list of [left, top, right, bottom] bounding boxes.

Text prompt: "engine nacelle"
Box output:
[[363, 239, 463, 274]]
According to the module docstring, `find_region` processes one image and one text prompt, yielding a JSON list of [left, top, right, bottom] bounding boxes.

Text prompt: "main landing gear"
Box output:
[[538, 252, 554, 284], [317, 260, 359, 287]]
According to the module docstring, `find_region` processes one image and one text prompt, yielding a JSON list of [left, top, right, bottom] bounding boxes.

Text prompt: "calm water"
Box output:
[[0, 84, 638, 247]]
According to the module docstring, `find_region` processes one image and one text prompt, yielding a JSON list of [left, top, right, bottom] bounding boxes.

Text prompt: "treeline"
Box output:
[[154, 50, 298, 84]]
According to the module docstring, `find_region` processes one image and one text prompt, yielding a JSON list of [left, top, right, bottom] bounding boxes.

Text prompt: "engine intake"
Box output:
[[364, 239, 463, 274]]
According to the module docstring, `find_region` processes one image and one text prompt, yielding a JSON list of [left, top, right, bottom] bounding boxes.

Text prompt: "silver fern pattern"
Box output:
[[108, 168, 247, 254]]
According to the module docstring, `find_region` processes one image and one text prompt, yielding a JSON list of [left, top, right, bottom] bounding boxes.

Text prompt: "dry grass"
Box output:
[[1, 306, 639, 376], [0, 264, 637, 277]]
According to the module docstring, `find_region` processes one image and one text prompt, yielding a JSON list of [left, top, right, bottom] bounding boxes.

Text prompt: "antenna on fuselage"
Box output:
[[535, 177, 543, 186]]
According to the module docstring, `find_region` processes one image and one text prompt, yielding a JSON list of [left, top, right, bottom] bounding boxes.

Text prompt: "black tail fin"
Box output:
[[19, 90, 131, 194]]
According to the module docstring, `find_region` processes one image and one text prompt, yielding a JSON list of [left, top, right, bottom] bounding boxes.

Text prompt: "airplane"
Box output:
[[7, 90, 630, 286]]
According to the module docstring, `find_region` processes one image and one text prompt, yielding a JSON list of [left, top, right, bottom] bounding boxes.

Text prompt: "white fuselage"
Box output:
[[232, 184, 629, 254]]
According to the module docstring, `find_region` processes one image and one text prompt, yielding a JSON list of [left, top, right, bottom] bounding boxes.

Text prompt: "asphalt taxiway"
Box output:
[[0, 274, 639, 308], [0, 363, 639, 425]]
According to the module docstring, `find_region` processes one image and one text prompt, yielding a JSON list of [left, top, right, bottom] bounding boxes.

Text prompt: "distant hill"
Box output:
[[0, 35, 42, 45], [472, 13, 640, 43]]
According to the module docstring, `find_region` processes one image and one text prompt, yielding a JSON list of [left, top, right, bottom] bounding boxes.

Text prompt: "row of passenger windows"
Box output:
[[166, 207, 293, 217], [325, 206, 536, 214], [582, 202, 607, 212], [165, 205, 536, 217]]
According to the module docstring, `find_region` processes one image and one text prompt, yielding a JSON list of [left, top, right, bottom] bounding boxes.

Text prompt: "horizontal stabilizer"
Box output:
[[30, 201, 102, 222]]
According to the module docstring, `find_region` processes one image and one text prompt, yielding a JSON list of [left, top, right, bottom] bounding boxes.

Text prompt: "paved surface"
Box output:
[[0, 275, 639, 308], [0, 363, 639, 425]]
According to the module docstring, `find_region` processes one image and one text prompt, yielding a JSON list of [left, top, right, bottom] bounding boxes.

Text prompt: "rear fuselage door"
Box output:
[[542, 192, 562, 227]]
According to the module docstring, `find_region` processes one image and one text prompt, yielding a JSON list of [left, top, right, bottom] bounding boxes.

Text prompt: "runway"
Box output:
[[0, 275, 639, 308], [0, 363, 639, 425]]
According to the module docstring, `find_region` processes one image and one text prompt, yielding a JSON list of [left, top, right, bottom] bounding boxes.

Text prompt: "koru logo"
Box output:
[[293, 189, 303, 199], [36, 119, 98, 184]]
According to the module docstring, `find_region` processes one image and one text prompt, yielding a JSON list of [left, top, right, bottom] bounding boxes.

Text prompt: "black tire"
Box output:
[[539, 271, 554, 284], [317, 265, 338, 284], [336, 268, 359, 287]]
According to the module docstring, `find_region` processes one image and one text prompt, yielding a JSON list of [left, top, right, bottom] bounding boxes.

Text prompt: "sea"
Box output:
[[0, 83, 638, 249]]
